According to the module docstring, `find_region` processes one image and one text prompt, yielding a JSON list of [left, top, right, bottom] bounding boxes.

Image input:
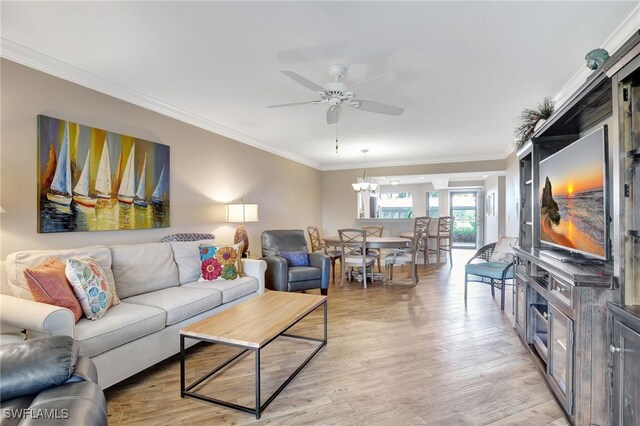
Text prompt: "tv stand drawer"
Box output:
[[549, 276, 573, 309]]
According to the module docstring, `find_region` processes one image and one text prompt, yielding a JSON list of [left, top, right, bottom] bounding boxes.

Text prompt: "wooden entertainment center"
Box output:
[[514, 31, 640, 425]]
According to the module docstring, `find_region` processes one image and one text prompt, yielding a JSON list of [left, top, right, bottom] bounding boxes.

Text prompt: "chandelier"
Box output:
[[351, 149, 378, 193]]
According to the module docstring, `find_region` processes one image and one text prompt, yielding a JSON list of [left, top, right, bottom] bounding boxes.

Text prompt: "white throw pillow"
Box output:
[[490, 236, 518, 263]]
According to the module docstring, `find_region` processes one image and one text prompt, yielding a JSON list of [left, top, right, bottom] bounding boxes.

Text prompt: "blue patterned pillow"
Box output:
[[278, 250, 310, 267]]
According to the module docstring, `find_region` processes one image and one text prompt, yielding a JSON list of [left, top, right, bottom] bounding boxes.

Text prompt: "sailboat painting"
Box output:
[[38, 115, 170, 233]]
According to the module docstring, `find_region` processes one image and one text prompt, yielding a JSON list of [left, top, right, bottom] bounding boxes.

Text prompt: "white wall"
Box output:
[[484, 176, 500, 243], [0, 59, 322, 293], [505, 153, 519, 237]]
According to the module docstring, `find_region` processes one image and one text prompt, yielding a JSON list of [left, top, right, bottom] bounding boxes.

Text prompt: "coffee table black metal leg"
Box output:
[[324, 300, 328, 343], [180, 335, 185, 398], [255, 348, 261, 419]]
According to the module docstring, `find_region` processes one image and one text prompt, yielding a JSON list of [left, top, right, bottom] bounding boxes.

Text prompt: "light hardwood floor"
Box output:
[[105, 250, 568, 425]]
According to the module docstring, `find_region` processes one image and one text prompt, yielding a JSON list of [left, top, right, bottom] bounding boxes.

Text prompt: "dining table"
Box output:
[[322, 235, 412, 249]]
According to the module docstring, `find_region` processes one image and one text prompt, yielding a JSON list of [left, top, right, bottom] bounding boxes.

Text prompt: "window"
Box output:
[[379, 192, 413, 218], [427, 191, 439, 217]]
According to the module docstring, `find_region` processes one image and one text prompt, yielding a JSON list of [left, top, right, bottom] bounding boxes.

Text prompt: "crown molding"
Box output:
[[320, 152, 508, 171], [554, 4, 640, 109], [0, 39, 322, 170]]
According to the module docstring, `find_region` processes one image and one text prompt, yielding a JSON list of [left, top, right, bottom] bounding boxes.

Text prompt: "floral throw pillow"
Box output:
[[198, 242, 244, 281], [65, 257, 120, 320], [278, 250, 310, 267]]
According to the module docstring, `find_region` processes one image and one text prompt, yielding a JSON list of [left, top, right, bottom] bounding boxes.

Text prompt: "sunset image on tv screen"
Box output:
[[539, 128, 606, 258]]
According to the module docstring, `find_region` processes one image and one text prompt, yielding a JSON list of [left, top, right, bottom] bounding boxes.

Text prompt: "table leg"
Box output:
[[180, 335, 185, 398], [324, 300, 328, 343], [255, 348, 261, 419]]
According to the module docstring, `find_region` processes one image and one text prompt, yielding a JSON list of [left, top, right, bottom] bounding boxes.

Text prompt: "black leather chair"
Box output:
[[0, 336, 108, 426], [261, 230, 330, 295]]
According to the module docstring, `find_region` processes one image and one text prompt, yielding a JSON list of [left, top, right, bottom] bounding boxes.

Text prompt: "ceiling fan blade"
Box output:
[[266, 100, 325, 108], [280, 69, 327, 93], [327, 107, 341, 125], [349, 99, 404, 116], [346, 72, 398, 93]]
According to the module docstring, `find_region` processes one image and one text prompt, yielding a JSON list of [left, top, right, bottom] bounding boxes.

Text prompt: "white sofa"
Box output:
[[0, 241, 266, 389]]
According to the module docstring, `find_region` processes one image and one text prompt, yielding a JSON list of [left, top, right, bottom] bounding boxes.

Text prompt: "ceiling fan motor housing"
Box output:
[[328, 64, 347, 80], [268, 64, 404, 125]]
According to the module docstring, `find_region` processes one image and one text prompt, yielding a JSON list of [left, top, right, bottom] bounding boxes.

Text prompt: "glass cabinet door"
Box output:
[[613, 320, 640, 425], [548, 303, 573, 414]]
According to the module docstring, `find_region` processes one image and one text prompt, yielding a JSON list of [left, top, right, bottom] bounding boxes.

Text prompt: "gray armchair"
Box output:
[[261, 230, 330, 295]]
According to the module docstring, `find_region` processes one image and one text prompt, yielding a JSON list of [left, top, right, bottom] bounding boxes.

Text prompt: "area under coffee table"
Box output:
[[179, 291, 327, 419]]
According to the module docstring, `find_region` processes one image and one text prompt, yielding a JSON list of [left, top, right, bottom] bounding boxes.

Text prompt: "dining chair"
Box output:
[[413, 216, 432, 266], [362, 225, 383, 272], [307, 225, 341, 283], [428, 216, 454, 266], [384, 223, 429, 286], [338, 229, 377, 289]]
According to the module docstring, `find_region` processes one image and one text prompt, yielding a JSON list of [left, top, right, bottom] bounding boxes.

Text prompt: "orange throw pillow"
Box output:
[[23, 258, 83, 322]]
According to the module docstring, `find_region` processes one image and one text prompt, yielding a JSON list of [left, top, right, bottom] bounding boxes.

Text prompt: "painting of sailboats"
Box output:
[[46, 122, 73, 206], [134, 154, 149, 208], [38, 115, 170, 233]]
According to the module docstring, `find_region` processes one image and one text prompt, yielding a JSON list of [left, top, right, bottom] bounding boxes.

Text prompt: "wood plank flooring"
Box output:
[[105, 250, 567, 425]]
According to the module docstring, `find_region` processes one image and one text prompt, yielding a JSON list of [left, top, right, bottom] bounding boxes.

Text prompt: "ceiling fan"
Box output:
[[266, 64, 404, 124]]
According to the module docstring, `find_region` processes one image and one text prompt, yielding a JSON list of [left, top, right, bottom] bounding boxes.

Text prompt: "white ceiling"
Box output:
[[1, 1, 637, 170]]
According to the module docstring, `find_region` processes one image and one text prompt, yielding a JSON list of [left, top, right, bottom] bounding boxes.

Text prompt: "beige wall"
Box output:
[[0, 59, 322, 292], [322, 160, 507, 237]]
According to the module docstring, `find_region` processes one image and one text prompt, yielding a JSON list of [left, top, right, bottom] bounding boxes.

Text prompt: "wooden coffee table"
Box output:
[[179, 291, 327, 419]]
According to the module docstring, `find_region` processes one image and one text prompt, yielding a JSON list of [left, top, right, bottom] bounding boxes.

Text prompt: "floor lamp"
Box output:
[[226, 201, 259, 258]]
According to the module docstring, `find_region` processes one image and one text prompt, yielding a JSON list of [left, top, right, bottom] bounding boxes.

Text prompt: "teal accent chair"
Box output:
[[464, 241, 516, 311]]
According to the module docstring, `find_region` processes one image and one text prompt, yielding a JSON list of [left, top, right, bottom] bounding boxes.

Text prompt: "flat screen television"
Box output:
[[538, 125, 609, 261]]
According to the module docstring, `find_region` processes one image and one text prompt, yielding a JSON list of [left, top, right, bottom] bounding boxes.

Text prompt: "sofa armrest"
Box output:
[[308, 252, 330, 290], [241, 258, 267, 294], [261, 256, 289, 292], [0, 294, 75, 338], [67, 356, 98, 384]]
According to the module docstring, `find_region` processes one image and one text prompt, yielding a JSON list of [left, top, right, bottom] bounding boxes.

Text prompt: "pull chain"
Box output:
[[335, 120, 339, 153]]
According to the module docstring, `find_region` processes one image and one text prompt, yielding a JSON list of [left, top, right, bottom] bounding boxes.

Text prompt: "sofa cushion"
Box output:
[[170, 239, 215, 284], [182, 276, 259, 303], [6, 246, 114, 301], [288, 266, 321, 282], [75, 302, 166, 358], [465, 262, 515, 280], [123, 287, 223, 326], [110, 242, 179, 299]]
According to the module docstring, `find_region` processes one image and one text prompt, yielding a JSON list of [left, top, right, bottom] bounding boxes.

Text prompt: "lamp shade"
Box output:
[[226, 203, 259, 223]]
